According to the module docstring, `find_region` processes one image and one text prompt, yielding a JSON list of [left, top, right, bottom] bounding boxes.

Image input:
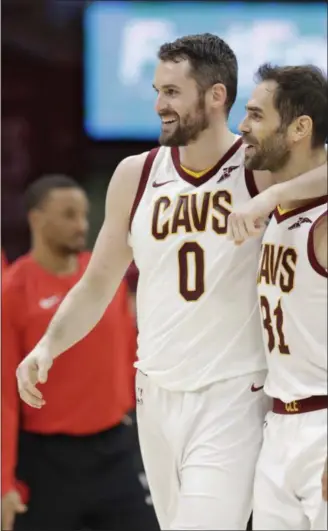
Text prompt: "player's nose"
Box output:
[[154, 93, 167, 115], [74, 216, 89, 237], [239, 116, 250, 135]]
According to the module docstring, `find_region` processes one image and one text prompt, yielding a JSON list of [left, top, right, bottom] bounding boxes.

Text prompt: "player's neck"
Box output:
[[273, 147, 327, 210], [31, 244, 80, 276], [178, 126, 236, 173]]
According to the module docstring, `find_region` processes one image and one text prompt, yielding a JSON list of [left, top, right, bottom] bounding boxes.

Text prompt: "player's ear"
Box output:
[[291, 115, 313, 143], [211, 83, 227, 110], [28, 209, 42, 231]]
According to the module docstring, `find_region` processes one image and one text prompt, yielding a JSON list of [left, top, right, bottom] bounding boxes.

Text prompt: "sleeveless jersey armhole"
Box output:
[[307, 210, 328, 278], [244, 168, 259, 198], [129, 148, 160, 232]]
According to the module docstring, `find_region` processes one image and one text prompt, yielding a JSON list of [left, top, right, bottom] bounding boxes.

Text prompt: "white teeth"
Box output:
[[162, 119, 176, 124]]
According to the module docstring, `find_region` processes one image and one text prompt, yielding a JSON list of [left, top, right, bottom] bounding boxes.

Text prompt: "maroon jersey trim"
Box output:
[[244, 168, 259, 198], [307, 209, 328, 278], [170, 137, 243, 187], [274, 196, 328, 223], [129, 148, 160, 231]]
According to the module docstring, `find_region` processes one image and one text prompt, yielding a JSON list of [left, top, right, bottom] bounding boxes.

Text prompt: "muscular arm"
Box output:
[[228, 163, 327, 243], [254, 162, 327, 200], [38, 153, 147, 361]]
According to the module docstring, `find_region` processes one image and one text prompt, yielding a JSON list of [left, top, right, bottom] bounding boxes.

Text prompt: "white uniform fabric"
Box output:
[[129, 139, 268, 530], [136, 369, 268, 531], [253, 409, 327, 531], [254, 200, 328, 530], [130, 137, 266, 392], [258, 201, 327, 402]]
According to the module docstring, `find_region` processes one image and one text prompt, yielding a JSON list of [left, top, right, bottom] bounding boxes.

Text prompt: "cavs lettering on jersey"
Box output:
[[257, 197, 328, 403], [129, 137, 266, 391]]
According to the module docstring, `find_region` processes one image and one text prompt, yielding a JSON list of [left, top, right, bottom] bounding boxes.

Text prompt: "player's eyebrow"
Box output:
[[245, 104, 264, 115], [152, 83, 180, 91]]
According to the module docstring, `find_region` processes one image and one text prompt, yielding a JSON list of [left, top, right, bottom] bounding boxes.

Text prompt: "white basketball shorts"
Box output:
[[136, 369, 268, 530]]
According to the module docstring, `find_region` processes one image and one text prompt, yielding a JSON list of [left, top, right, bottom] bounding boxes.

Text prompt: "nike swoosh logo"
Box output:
[[39, 295, 61, 309], [152, 180, 176, 188], [251, 384, 264, 392]]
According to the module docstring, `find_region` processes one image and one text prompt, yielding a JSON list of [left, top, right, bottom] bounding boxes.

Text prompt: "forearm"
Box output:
[[274, 163, 327, 203], [40, 278, 113, 360]]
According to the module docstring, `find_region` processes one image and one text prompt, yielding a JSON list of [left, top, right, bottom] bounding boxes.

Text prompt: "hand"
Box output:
[[227, 185, 280, 245], [322, 457, 327, 502], [1, 490, 27, 531], [16, 343, 53, 408]]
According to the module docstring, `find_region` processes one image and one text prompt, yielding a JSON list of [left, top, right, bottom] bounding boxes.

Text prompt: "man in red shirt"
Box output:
[[1, 175, 158, 531]]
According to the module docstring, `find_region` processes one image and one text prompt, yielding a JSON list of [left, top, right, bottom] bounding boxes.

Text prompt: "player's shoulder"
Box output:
[[114, 150, 157, 182], [3, 254, 33, 284], [2, 254, 35, 307], [115, 148, 164, 181], [107, 149, 163, 215], [109, 151, 152, 197]]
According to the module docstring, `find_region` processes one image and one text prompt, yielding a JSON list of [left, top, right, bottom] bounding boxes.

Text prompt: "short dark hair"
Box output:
[[158, 33, 238, 115], [255, 63, 328, 147], [25, 175, 82, 211]]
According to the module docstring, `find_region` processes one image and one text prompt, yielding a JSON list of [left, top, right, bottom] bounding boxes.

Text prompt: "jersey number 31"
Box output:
[[260, 295, 290, 355]]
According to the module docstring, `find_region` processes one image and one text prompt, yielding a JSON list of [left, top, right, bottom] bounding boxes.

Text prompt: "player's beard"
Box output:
[[159, 91, 210, 147], [244, 127, 292, 172]]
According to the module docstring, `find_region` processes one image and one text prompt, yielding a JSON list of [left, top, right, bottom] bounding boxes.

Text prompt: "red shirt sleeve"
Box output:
[[1, 280, 22, 495]]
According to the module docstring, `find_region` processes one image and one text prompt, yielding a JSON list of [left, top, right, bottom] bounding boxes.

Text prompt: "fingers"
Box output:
[[38, 358, 52, 384], [38, 367, 48, 384], [2, 499, 27, 531], [15, 502, 27, 514], [17, 384, 45, 408], [18, 386, 45, 408], [228, 213, 262, 245], [16, 365, 46, 409]]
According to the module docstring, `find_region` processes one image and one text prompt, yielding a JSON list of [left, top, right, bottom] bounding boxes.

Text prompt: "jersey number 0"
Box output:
[[178, 242, 204, 301]]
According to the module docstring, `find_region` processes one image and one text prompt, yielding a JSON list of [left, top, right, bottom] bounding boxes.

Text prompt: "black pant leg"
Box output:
[[83, 421, 159, 531], [85, 449, 159, 531], [14, 432, 84, 531]]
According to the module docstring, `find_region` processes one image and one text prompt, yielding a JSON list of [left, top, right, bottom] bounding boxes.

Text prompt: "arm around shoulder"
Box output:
[[253, 162, 328, 205]]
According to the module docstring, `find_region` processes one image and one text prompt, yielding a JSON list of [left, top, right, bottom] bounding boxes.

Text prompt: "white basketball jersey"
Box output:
[[257, 198, 327, 402], [129, 137, 266, 391]]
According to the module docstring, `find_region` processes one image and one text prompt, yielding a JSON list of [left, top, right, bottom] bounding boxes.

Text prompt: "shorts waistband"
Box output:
[[272, 395, 328, 414]]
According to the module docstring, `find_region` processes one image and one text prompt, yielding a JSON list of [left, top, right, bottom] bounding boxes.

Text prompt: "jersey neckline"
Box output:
[[273, 196, 328, 223], [170, 137, 243, 187]]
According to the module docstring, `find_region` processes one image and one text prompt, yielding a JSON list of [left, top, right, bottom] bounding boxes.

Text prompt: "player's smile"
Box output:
[[161, 119, 178, 131]]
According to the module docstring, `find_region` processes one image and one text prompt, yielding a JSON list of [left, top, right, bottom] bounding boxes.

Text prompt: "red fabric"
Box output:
[[1, 252, 137, 496], [1, 249, 8, 271]]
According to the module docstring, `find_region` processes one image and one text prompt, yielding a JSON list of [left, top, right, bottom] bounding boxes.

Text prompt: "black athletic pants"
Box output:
[[14, 419, 159, 531]]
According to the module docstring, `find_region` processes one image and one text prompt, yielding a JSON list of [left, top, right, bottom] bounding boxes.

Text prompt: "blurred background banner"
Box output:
[[84, 1, 327, 140]]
